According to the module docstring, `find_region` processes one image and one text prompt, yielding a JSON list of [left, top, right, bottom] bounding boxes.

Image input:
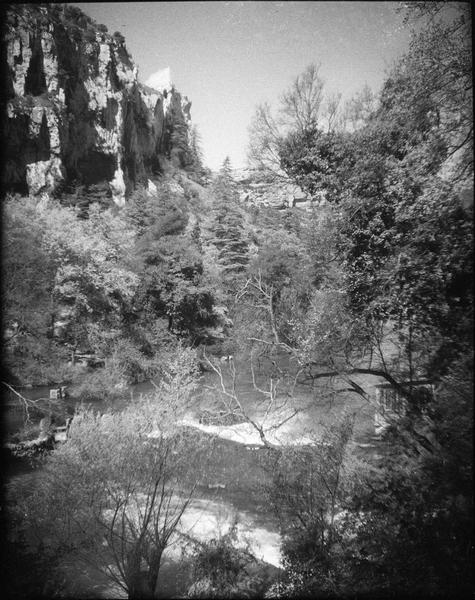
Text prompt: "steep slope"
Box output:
[[1, 3, 192, 205]]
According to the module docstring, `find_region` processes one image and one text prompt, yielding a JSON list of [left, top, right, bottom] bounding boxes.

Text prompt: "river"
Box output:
[[2, 372, 375, 597], [2, 377, 285, 597]]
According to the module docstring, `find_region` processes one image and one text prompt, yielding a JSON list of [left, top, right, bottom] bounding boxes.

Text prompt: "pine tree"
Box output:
[[206, 157, 249, 281], [219, 155, 233, 180], [188, 125, 205, 174]]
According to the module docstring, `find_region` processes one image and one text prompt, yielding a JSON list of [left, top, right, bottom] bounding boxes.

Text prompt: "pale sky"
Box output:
[[73, 1, 412, 171]]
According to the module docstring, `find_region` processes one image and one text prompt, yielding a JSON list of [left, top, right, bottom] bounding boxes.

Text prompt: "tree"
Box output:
[[274, 1, 473, 387], [142, 234, 216, 338], [124, 181, 188, 238], [261, 416, 362, 597], [301, 202, 341, 288], [342, 358, 473, 598], [250, 6, 473, 595], [2, 196, 138, 381], [1, 196, 60, 380], [397, 1, 472, 187], [204, 158, 250, 285], [247, 64, 341, 178], [38, 201, 138, 362], [187, 518, 268, 598], [126, 184, 218, 342], [278, 126, 354, 201], [335, 70, 473, 379], [341, 83, 377, 132], [185, 124, 210, 182], [244, 228, 313, 348], [13, 348, 202, 599], [280, 63, 326, 133], [213, 156, 237, 197]]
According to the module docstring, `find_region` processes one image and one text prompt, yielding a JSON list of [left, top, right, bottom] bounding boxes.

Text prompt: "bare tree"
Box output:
[[341, 83, 376, 131], [201, 349, 301, 448], [247, 102, 286, 178], [226, 272, 439, 455], [16, 354, 202, 599], [280, 63, 326, 133], [325, 91, 344, 133], [1, 381, 53, 424], [247, 64, 343, 178]]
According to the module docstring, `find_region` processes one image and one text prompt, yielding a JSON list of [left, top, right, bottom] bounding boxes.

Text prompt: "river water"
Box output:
[[2, 378, 285, 597], [2, 379, 158, 435], [2, 372, 375, 596]]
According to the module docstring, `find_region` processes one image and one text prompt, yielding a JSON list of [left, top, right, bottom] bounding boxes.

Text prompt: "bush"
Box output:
[[70, 364, 127, 402], [187, 518, 270, 598], [0, 518, 64, 600], [109, 337, 150, 383], [4, 344, 78, 387], [259, 417, 362, 597], [14, 389, 201, 598]]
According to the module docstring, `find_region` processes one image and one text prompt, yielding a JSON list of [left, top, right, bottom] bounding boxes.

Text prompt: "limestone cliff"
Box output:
[[1, 3, 192, 206], [232, 167, 313, 210]]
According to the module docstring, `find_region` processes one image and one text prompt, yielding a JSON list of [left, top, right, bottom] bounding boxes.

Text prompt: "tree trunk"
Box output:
[[147, 548, 163, 599], [127, 571, 155, 599]]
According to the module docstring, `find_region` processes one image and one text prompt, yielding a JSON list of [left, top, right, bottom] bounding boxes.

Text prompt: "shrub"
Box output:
[[14, 392, 201, 599], [187, 518, 270, 598], [70, 364, 127, 402], [109, 337, 150, 383]]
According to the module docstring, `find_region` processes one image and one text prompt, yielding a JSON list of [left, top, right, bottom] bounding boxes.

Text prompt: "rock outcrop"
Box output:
[[1, 4, 193, 205], [232, 167, 317, 210]]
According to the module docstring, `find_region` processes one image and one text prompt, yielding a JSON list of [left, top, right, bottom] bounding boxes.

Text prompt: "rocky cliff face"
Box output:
[[1, 4, 192, 205], [232, 167, 314, 210]]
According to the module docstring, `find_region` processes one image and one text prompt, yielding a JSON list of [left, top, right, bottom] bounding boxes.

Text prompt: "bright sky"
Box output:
[[73, 1, 411, 171]]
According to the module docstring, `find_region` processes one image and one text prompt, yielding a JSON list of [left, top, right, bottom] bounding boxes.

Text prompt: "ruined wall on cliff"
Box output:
[[1, 3, 192, 206]]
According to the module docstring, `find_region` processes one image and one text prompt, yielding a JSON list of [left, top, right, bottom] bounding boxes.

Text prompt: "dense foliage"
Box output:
[[2, 174, 224, 385], [252, 3, 472, 597], [187, 519, 269, 598]]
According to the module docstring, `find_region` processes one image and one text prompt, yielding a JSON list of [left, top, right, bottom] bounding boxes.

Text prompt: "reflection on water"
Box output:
[[1, 380, 158, 435]]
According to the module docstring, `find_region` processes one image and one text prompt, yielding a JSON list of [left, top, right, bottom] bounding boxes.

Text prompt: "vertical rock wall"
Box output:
[[1, 4, 193, 205]]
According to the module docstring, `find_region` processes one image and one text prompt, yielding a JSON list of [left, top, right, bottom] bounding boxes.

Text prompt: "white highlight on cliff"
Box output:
[[145, 67, 172, 92]]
